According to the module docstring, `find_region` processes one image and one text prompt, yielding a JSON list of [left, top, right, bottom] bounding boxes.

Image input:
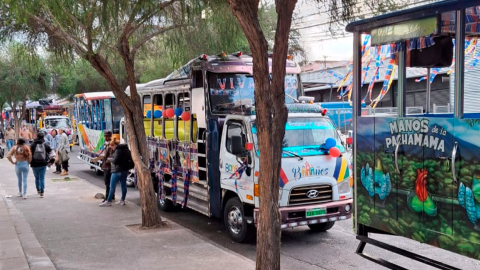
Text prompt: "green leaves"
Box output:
[[0, 43, 50, 107]]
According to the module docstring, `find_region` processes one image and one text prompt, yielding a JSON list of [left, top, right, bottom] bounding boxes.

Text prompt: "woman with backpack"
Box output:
[[30, 132, 55, 198], [99, 138, 134, 207], [6, 138, 32, 199]]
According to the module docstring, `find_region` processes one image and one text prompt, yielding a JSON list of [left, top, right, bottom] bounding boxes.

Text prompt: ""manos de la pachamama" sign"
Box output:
[[385, 119, 446, 152]]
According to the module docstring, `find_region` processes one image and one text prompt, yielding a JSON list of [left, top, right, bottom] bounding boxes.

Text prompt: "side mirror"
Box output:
[[231, 135, 244, 156]]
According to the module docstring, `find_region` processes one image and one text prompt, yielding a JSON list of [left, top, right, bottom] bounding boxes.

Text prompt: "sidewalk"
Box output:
[[0, 183, 55, 270], [0, 157, 255, 270]]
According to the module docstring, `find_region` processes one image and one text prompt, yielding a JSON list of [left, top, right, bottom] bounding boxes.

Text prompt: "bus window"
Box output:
[[165, 93, 175, 109], [142, 95, 152, 136], [111, 99, 123, 134], [177, 92, 190, 108], [104, 99, 113, 132], [143, 95, 151, 117], [177, 92, 191, 142], [164, 93, 175, 140], [207, 73, 299, 114], [151, 94, 163, 138]]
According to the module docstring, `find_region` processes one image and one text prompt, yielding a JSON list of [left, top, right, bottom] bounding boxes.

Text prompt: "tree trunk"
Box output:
[[87, 53, 162, 228], [21, 96, 27, 124], [227, 1, 297, 269]]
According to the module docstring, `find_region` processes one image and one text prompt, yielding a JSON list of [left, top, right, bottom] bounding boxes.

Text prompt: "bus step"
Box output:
[[165, 193, 210, 216], [164, 181, 208, 201]]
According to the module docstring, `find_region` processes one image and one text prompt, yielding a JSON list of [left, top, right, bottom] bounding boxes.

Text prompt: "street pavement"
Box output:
[[0, 147, 254, 270], [2, 145, 480, 269], [69, 146, 480, 270]]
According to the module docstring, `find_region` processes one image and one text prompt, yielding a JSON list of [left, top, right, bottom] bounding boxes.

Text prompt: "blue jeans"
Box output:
[[32, 166, 47, 193], [15, 161, 29, 195], [6, 139, 14, 151], [107, 171, 128, 202]]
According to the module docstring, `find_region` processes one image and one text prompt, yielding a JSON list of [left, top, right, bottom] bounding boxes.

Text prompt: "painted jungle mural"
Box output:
[[356, 116, 480, 260]]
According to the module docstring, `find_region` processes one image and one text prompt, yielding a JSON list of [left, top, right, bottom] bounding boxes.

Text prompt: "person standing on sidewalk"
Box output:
[[5, 126, 16, 151], [49, 129, 61, 174], [6, 138, 32, 199], [57, 128, 70, 176], [30, 132, 55, 198], [99, 139, 134, 207], [92, 131, 114, 202]]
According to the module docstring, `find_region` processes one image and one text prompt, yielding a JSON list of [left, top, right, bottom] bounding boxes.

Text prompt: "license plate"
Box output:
[[306, 208, 326, 218]]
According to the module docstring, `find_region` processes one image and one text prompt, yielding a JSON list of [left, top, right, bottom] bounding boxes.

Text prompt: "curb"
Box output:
[[0, 185, 57, 270]]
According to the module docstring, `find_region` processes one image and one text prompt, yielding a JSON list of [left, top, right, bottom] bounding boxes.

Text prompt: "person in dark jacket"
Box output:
[[99, 138, 132, 207], [30, 132, 55, 198], [92, 130, 115, 202]]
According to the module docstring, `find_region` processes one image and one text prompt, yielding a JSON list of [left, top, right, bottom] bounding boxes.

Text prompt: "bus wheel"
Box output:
[[308, 221, 335, 232], [223, 197, 255, 243], [159, 198, 174, 212]]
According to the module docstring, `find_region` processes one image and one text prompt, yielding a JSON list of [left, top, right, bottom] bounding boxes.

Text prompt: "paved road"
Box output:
[[68, 146, 480, 270]]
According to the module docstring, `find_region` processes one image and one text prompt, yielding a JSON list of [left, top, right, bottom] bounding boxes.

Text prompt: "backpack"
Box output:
[[33, 143, 47, 163], [125, 149, 135, 170]]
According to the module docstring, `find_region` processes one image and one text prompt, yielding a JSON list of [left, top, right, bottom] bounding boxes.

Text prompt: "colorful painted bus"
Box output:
[[135, 53, 353, 242], [74, 92, 123, 174], [347, 0, 480, 267]]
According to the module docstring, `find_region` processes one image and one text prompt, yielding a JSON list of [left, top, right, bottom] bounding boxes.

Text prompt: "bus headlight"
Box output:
[[337, 180, 351, 194]]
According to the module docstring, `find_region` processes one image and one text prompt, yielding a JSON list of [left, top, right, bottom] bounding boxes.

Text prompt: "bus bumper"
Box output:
[[254, 199, 353, 228]]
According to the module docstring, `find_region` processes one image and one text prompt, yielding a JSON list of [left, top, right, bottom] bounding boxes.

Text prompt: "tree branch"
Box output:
[[127, 0, 181, 38], [131, 23, 186, 56], [27, 13, 89, 56]]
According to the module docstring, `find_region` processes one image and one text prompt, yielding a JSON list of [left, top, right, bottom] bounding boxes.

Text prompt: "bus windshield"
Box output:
[[44, 118, 71, 129], [252, 117, 344, 156], [208, 73, 299, 114]]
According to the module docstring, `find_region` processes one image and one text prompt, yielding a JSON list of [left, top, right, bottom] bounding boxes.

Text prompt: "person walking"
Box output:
[[99, 139, 134, 207], [20, 125, 33, 145], [49, 129, 62, 174], [41, 128, 54, 171], [57, 128, 70, 176], [6, 138, 32, 199], [30, 132, 55, 198], [0, 127, 4, 145], [5, 126, 16, 151], [92, 131, 115, 202]]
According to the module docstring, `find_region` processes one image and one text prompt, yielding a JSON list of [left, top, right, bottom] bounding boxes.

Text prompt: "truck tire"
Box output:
[[159, 198, 174, 212], [223, 197, 255, 243], [308, 221, 335, 232]]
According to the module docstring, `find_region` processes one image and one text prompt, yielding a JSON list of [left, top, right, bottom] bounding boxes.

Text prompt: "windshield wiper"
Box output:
[[283, 150, 303, 161], [302, 145, 330, 154]]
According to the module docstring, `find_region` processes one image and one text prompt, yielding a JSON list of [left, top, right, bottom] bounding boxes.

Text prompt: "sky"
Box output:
[[292, 1, 356, 62], [291, 0, 437, 62]]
